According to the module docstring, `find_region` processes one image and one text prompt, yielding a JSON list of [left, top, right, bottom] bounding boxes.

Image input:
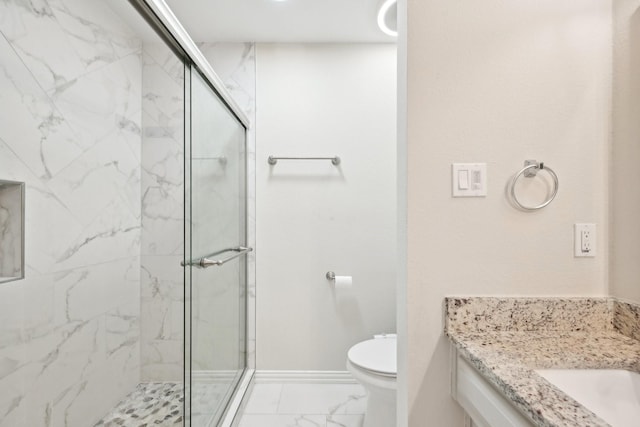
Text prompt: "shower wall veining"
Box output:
[[139, 41, 185, 382], [141, 41, 256, 380], [0, 0, 257, 419], [197, 43, 257, 371], [0, 0, 143, 425]]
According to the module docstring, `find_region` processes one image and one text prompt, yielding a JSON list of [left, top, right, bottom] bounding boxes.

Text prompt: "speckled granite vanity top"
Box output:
[[445, 297, 640, 427]]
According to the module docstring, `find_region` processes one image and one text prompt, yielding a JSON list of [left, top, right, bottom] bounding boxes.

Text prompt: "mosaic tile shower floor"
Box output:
[[95, 382, 183, 426]]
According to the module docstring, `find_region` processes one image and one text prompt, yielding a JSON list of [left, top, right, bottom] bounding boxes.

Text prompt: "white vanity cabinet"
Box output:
[[450, 348, 536, 427]]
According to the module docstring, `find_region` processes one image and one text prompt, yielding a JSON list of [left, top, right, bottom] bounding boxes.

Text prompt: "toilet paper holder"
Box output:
[[326, 272, 353, 289]]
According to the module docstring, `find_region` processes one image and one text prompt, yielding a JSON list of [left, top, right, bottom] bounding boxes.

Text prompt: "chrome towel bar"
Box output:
[[181, 246, 253, 268], [268, 156, 340, 165]]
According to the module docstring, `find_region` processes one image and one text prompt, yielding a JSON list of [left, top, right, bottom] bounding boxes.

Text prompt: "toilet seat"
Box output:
[[347, 337, 397, 377]]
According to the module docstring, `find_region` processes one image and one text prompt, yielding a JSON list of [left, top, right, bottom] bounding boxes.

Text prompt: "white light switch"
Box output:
[[458, 170, 469, 190], [452, 163, 487, 197]]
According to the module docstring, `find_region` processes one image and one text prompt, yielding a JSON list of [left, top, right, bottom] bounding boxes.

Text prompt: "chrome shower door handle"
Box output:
[[198, 246, 253, 268], [181, 246, 253, 268]]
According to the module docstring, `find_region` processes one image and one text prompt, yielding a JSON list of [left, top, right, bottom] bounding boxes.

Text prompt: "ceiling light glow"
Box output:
[[377, 0, 397, 37]]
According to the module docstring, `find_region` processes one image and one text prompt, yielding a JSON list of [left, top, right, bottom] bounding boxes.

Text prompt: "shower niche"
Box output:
[[0, 180, 24, 283]]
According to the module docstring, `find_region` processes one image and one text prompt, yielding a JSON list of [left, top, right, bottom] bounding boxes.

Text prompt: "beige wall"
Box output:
[[404, 0, 611, 424], [611, 0, 640, 303]]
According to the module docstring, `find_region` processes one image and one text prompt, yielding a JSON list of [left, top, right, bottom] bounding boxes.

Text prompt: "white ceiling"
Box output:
[[163, 0, 396, 43]]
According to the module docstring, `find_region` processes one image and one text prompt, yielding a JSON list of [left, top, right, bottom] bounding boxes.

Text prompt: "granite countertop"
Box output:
[[445, 297, 640, 427]]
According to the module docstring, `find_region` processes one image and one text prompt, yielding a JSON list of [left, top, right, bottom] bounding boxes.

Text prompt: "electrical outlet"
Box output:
[[574, 223, 596, 257]]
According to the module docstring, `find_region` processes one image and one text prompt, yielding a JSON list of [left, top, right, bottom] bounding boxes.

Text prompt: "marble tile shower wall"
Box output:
[[140, 42, 185, 382], [0, 0, 142, 425], [198, 43, 257, 370], [138, 42, 257, 379], [0, 2, 257, 423]]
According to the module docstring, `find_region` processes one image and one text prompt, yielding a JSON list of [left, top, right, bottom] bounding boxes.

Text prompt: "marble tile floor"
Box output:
[[237, 383, 367, 427]]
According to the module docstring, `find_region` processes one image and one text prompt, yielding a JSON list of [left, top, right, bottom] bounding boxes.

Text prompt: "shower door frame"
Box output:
[[127, 0, 255, 426], [187, 65, 252, 426], [128, 0, 250, 129]]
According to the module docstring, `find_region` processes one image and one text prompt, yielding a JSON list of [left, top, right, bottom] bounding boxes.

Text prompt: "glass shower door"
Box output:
[[186, 68, 248, 426]]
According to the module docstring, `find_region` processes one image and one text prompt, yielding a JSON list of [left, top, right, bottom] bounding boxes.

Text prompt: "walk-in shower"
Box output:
[[0, 0, 252, 425]]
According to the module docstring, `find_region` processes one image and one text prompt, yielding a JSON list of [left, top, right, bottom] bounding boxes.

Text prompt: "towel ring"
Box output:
[[509, 160, 559, 211]]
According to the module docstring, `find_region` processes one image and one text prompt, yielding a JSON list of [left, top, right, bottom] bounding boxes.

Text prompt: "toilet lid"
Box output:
[[348, 337, 397, 376]]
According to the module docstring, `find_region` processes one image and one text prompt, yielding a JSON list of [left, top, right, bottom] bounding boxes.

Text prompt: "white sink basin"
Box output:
[[536, 369, 640, 427]]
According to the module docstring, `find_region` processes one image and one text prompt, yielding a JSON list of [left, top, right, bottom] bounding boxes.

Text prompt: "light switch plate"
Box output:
[[452, 163, 487, 197]]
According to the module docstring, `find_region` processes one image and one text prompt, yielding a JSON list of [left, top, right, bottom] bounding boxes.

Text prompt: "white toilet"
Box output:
[[346, 334, 397, 427]]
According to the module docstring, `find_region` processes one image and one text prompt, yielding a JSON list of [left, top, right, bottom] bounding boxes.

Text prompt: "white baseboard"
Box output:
[[254, 370, 357, 384]]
